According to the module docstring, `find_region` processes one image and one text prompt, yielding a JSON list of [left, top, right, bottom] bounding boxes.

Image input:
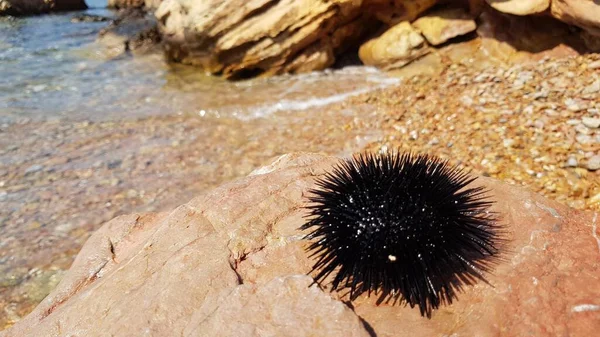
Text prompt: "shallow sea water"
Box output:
[[0, 1, 398, 124], [0, 1, 401, 329]]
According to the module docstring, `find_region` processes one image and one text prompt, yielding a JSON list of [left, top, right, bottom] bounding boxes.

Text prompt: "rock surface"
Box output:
[[97, 9, 161, 58], [359, 21, 430, 70], [2, 153, 599, 337], [364, 0, 437, 25], [0, 0, 86, 15], [156, 0, 368, 78], [551, 0, 600, 36], [412, 7, 477, 46], [153, 0, 600, 76], [486, 0, 550, 15]]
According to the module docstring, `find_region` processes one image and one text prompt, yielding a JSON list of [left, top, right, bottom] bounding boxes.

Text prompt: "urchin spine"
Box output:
[[302, 152, 503, 317]]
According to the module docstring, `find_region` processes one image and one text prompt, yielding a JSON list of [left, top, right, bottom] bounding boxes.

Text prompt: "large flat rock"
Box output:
[[2, 153, 599, 336]]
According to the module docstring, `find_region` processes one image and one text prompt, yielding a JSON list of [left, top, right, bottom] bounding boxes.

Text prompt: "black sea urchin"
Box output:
[[302, 152, 502, 318]]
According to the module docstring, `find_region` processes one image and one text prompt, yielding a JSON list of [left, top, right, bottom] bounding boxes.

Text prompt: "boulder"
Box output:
[[152, 0, 600, 76], [551, 0, 600, 36], [154, 0, 438, 78], [156, 0, 367, 78], [359, 21, 430, 70], [2, 153, 598, 337], [412, 7, 477, 46], [485, 0, 549, 15], [0, 0, 86, 15]]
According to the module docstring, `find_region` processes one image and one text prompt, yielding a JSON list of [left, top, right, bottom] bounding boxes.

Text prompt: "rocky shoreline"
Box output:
[[2, 52, 599, 329], [1, 153, 599, 336], [156, 0, 600, 78], [1, 0, 600, 333]]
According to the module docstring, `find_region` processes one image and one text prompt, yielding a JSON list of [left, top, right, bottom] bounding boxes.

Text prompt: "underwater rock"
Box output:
[[2, 153, 598, 337], [97, 9, 161, 58]]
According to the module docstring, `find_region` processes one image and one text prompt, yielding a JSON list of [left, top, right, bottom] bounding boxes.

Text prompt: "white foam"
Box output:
[[572, 304, 600, 312], [243, 77, 401, 120]]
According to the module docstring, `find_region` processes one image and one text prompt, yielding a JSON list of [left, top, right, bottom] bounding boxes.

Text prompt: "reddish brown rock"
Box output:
[[2, 153, 598, 336]]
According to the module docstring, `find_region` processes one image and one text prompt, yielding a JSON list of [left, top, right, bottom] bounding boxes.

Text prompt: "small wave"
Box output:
[[238, 73, 401, 120]]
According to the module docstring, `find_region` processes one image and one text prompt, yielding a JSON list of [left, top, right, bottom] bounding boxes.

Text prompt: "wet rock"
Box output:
[[2, 153, 599, 337], [359, 22, 430, 70], [486, 0, 549, 15], [551, 0, 600, 36], [70, 14, 111, 23], [97, 9, 161, 58], [0, 0, 86, 16], [24, 164, 43, 175], [412, 7, 476, 46]]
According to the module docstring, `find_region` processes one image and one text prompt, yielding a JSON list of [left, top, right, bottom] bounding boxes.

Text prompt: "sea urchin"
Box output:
[[302, 152, 502, 318]]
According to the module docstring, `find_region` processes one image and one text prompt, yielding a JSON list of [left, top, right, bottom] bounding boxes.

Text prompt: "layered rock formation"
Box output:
[[2, 153, 599, 337], [0, 0, 86, 15], [154, 0, 600, 77]]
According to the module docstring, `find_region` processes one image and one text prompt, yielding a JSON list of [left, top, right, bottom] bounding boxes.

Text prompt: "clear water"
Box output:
[[0, 2, 405, 329], [0, 2, 399, 124]]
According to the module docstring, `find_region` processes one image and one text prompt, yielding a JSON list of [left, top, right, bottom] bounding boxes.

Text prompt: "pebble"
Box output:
[[588, 61, 600, 70], [24, 165, 44, 175], [575, 124, 591, 135], [587, 155, 600, 171], [581, 117, 600, 129], [565, 156, 578, 168], [583, 79, 600, 94], [576, 134, 593, 144]]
